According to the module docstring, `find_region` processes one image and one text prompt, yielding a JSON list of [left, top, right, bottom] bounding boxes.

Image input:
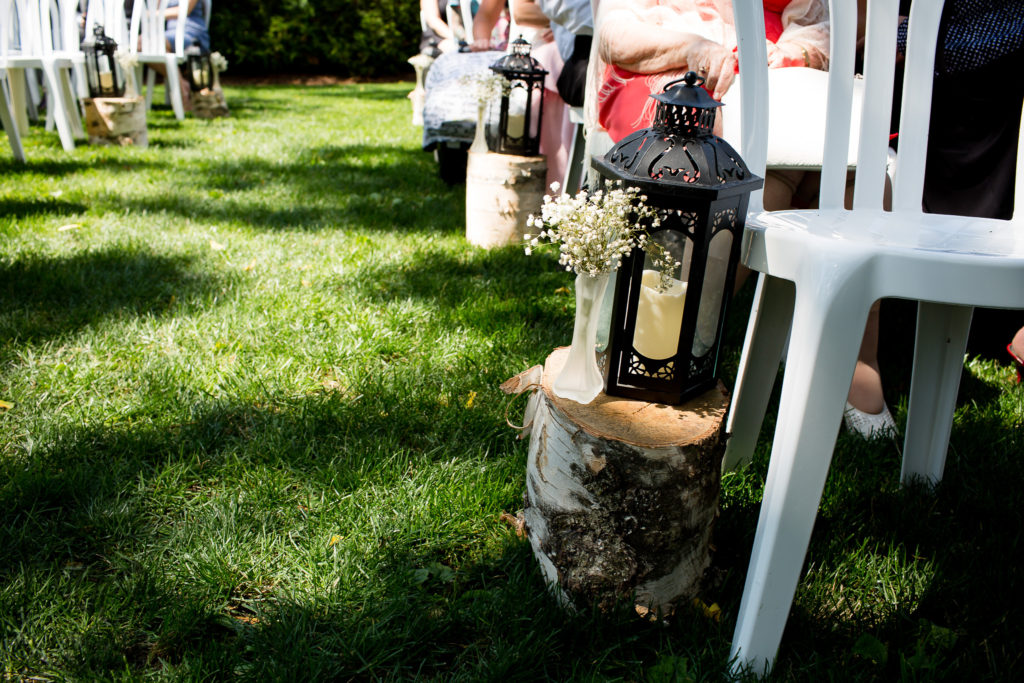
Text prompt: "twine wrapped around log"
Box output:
[[503, 347, 729, 615]]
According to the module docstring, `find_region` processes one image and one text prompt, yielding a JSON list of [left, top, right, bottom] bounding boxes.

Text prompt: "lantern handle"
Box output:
[[664, 72, 705, 91]]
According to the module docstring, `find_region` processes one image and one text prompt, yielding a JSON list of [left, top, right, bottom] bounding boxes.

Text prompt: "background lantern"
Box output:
[[488, 37, 547, 156], [185, 45, 213, 92], [84, 25, 125, 98], [592, 72, 763, 405]]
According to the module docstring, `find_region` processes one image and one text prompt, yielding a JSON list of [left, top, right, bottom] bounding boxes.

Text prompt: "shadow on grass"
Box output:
[[0, 156, 170, 178], [0, 197, 88, 219], [107, 143, 455, 234], [349, 244, 569, 340], [0, 246, 222, 344], [747, 398, 1024, 679]]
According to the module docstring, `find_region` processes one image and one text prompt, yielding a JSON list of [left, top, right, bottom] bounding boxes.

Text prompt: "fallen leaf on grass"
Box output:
[[244, 258, 257, 272], [499, 511, 526, 538], [554, 286, 571, 295], [692, 598, 721, 622], [210, 239, 226, 251], [328, 534, 343, 547], [301, 279, 312, 287], [0, 399, 13, 411], [465, 390, 477, 408], [58, 223, 82, 232]]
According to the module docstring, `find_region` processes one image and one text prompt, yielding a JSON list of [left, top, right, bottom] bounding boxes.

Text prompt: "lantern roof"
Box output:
[[490, 37, 548, 78], [652, 72, 723, 111], [592, 72, 762, 197], [89, 24, 118, 50]]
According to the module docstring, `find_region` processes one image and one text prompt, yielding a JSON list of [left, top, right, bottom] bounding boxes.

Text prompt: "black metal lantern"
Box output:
[[185, 45, 213, 92], [489, 37, 547, 156], [84, 24, 125, 98], [593, 72, 763, 405]]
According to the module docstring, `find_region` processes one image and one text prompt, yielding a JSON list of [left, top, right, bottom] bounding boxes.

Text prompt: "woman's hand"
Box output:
[[685, 39, 737, 100]]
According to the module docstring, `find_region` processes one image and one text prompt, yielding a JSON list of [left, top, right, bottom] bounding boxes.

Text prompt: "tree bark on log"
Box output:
[[83, 97, 147, 148], [505, 347, 729, 615], [465, 151, 545, 249]]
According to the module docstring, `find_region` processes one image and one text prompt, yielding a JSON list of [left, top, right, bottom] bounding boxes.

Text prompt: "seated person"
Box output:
[[422, 0, 510, 183], [592, 0, 830, 211], [420, 0, 458, 57], [164, 0, 209, 53]]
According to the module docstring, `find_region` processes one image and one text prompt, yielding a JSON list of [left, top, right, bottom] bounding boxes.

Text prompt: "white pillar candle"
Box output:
[[99, 70, 113, 90], [506, 87, 527, 138], [633, 269, 686, 361]]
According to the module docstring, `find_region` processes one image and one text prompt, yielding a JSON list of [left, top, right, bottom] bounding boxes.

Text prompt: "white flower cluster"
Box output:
[[459, 72, 508, 107], [525, 182, 666, 278], [210, 51, 229, 74]]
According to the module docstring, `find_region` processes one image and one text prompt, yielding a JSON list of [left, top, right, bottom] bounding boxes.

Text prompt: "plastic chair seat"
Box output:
[[744, 209, 1024, 302]]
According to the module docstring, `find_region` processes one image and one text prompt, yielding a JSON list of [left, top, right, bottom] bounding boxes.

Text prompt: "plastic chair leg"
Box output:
[[1, 74, 26, 162], [901, 302, 973, 486], [56, 68, 84, 139], [39, 62, 75, 151], [730, 281, 870, 675], [164, 57, 185, 121], [143, 66, 155, 110], [723, 273, 795, 471], [561, 119, 586, 196], [8, 68, 30, 136]]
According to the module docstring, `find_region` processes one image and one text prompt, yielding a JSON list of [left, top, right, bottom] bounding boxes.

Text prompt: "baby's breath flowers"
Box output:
[[459, 71, 508, 106], [525, 183, 680, 288]]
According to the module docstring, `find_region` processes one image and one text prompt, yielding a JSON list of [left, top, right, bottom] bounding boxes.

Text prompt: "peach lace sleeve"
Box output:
[[777, 0, 830, 69]]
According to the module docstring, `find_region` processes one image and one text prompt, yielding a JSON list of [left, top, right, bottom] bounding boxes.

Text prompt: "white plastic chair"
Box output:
[[0, 0, 84, 151], [723, 0, 1024, 674], [130, 0, 187, 120], [85, 0, 188, 120]]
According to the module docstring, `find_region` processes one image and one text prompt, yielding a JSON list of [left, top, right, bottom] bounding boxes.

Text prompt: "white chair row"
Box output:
[[1, 0, 212, 158], [84, 0, 213, 123], [0, 0, 84, 152]]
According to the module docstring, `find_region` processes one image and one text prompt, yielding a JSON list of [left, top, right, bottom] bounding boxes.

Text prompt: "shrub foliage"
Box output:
[[211, 0, 420, 78]]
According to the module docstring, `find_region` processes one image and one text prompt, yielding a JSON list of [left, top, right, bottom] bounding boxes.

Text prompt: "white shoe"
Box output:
[[843, 401, 897, 439]]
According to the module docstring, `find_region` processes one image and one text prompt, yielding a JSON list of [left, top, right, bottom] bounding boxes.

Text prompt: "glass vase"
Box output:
[[553, 272, 610, 404]]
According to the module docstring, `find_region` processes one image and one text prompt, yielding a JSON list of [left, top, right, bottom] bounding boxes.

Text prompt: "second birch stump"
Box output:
[[506, 347, 729, 615], [83, 96, 147, 147], [465, 151, 545, 248]]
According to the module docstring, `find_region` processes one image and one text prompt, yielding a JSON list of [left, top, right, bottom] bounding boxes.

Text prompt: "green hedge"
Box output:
[[210, 0, 421, 78]]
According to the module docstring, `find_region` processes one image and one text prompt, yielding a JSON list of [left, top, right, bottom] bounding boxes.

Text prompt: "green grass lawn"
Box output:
[[2, 82, 1022, 681]]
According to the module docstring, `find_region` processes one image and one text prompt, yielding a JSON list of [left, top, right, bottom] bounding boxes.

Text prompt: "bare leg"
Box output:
[[847, 301, 885, 414], [1011, 326, 1024, 359]]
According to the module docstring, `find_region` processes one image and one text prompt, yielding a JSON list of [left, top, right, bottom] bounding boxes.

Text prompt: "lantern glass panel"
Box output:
[[633, 232, 691, 361], [692, 228, 733, 358]]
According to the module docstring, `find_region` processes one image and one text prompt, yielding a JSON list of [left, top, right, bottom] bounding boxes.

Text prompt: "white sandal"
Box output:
[[843, 401, 897, 439]]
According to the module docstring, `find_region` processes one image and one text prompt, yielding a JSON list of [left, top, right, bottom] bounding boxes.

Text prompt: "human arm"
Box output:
[[164, 0, 200, 21], [511, 0, 551, 29], [597, 0, 737, 99], [471, 0, 505, 51], [421, 0, 453, 40]]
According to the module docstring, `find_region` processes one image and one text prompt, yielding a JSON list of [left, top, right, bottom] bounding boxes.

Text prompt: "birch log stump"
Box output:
[[193, 89, 230, 119], [504, 347, 729, 615], [465, 151, 545, 248], [84, 97, 147, 147]]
